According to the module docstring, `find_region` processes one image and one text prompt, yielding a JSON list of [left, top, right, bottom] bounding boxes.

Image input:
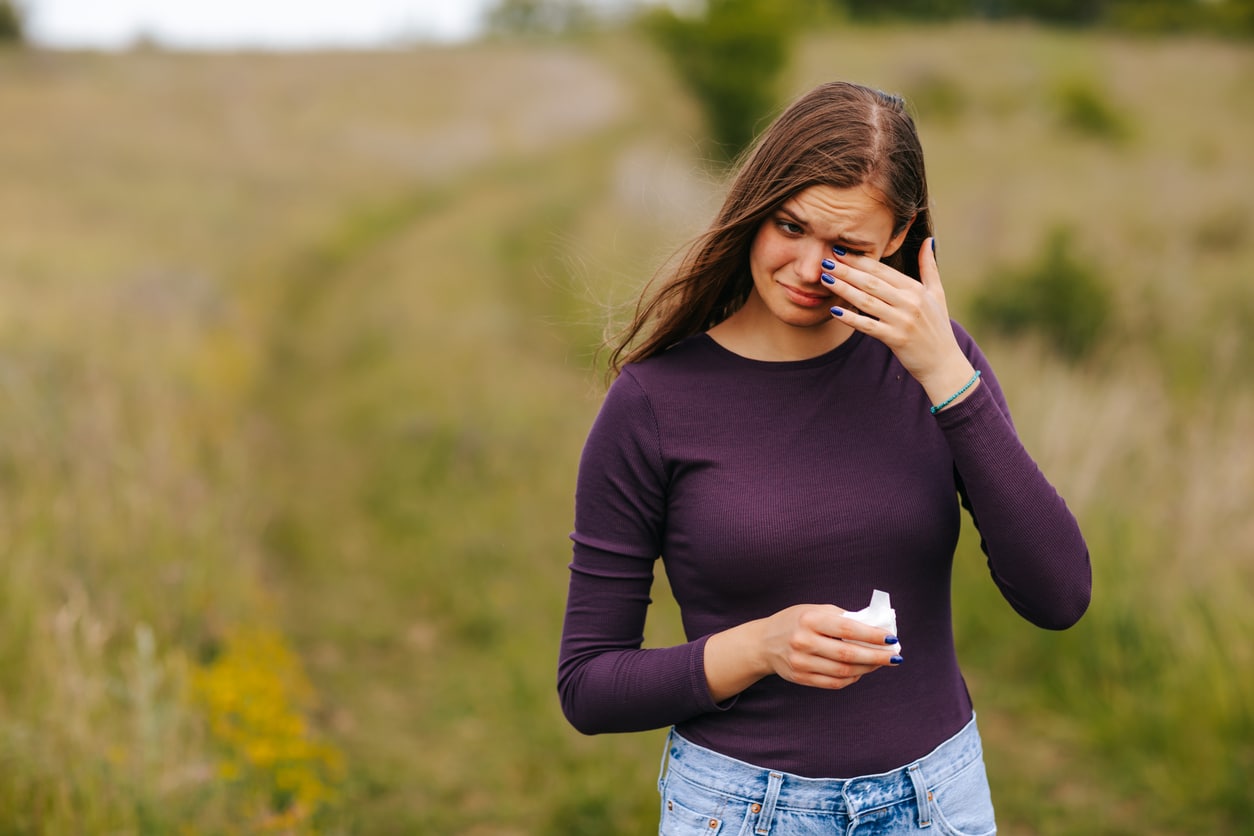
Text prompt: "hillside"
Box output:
[[0, 26, 1250, 833]]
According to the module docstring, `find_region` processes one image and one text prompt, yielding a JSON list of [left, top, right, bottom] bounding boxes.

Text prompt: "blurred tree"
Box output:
[[985, 0, 1106, 23], [831, 0, 1254, 33], [1052, 76, 1133, 144], [1107, 0, 1254, 35], [970, 227, 1112, 362], [485, 0, 596, 36], [0, 0, 24, 44], [641, 0, 794, 164], [839, 0, 972, 21], [837, 0, 1108, 23]]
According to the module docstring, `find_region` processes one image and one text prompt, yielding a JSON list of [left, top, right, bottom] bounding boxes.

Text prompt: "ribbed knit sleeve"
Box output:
[[937, 333, 1092, 629], [557, 370, 725, 734]]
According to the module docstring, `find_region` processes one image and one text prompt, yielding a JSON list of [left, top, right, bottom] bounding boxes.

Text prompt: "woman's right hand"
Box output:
[[703, 604, 901, 703]]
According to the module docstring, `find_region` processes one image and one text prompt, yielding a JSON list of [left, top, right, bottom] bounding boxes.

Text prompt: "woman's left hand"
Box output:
[[824, 237, 978, 407]]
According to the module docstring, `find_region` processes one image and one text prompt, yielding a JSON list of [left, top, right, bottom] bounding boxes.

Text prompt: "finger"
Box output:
[[919, 237, 942, 295], [821, 270, 900, 320], [818, 674, 863, 690], [790, 651, 901, 689], [788, 651, 889, 685], [825, 255, 921, 320], [788, 669, 865, 690], [833, 616, 902, 651], [810, 608, 901, 648], [828, 305, 882, 338], [830, 246, 915, 291]]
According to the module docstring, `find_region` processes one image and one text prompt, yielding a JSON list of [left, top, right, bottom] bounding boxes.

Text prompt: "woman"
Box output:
[[558, 81, 1090, 835]]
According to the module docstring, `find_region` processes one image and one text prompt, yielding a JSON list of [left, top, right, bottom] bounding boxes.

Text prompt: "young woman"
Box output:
[[558, 81, 1090, 835]]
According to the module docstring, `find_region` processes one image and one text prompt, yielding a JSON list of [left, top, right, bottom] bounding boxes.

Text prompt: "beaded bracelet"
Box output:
[[930, 370, 981, 415]]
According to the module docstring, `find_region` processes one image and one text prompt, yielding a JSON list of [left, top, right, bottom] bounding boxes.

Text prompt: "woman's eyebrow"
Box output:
[[834, 235, 876, 251], [777, 203, 876, 250], [775, 206, 805, 224]]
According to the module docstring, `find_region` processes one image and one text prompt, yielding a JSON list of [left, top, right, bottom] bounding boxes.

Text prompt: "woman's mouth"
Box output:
[[780, 282, 831, 308]]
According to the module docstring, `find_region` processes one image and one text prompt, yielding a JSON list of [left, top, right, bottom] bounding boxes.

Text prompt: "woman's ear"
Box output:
[[882, 214, 917, 259]]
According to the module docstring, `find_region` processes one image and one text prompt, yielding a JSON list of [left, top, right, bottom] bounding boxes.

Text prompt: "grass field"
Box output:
[[0, 23, 1251, 834]]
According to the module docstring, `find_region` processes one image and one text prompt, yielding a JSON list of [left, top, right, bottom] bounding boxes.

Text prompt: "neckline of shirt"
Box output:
[[692, 330, 866, 370]]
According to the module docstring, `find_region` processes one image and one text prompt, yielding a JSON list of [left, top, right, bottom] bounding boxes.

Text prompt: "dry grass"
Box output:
[[0, 23, 1249, 833]]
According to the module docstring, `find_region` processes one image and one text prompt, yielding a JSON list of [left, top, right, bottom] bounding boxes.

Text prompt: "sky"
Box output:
[[19, 0, 497, 50]]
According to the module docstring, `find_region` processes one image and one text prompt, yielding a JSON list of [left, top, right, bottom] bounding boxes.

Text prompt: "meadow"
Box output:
[[0, 23, 1251, 834]]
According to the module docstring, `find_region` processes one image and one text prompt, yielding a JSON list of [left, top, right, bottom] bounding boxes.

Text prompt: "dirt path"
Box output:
[[245, 44, 657, 832]]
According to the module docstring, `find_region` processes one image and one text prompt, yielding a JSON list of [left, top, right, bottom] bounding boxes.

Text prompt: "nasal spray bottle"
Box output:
[[842, 590, 901, 652]]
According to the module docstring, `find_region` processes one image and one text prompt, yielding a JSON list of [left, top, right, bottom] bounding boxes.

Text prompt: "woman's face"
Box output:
[[746, 183, 910, 330]]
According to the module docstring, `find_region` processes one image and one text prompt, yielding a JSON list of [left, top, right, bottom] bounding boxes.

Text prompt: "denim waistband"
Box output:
[[659, 713, 983, 819]]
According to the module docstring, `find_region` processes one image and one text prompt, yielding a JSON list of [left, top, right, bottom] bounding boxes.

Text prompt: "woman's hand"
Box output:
[[823, 237, 979, 408], [703, 604, 901, 703]]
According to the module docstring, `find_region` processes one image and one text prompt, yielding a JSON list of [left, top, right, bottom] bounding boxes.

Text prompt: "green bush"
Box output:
[[829, 0, 1254, 36], [641, 0, 793, 163], [0, 0, 23, 44], [485, 0, 595, 36], [903, 69, 967, 125], [971, 227, 1113, 361], [1107, 0, 1254, 36], [840, 0, 973, 22], [1053, 76, 1133, 144]]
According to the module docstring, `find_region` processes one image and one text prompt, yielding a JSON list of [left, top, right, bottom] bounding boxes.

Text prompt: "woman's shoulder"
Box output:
[[618, 334, 719, 385]]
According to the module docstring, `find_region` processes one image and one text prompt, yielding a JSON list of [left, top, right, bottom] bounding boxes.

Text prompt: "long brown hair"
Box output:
[[607, 81, 932, 378]]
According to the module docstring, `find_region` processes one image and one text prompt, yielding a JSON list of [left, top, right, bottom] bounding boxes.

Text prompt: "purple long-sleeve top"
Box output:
[[558, 323, 1090, 778]]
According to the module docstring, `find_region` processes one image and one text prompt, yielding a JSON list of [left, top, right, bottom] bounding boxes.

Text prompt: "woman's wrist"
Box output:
[[919, 357, 979, 413], [703, 619, 770, 704], [929, 369, 981, 414]]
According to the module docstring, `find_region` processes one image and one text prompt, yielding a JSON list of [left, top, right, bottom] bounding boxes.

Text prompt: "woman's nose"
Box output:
[[802, 241, 832, 283]]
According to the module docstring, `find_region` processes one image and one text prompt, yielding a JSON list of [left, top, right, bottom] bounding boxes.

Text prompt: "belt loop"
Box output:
[[754, 771, 784, 835], [657, 728, 675, 794], [907, 763, 932, 828]]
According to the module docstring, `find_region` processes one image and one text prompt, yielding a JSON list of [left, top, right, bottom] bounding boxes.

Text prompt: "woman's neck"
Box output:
[[707, 294, 855, 362]]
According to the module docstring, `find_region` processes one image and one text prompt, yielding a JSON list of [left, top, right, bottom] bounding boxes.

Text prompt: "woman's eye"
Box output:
[[776, 220, 803, 235]]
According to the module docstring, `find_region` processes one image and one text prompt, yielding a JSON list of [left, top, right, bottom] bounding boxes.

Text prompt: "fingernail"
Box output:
[[885, 635, 899, 645], [931, 238, 937, 256], [821, 258, 836, 270], [832, 245, 847, 256], [890, 655, 904, 665], [830, 307, 843, 317], [820, 273, 835, 285]]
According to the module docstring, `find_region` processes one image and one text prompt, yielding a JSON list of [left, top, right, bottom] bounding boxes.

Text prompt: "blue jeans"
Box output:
[[657, 714, 996, 835]]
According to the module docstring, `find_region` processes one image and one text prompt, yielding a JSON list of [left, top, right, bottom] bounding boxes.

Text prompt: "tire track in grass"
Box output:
[[246, 136, 666, 831]]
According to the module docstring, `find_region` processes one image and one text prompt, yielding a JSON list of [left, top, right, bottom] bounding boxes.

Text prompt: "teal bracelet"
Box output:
[[930, 370, 981, 415]]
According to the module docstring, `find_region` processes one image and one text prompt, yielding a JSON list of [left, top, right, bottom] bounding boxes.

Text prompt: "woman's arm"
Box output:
[[557, 372, 903, 734], [560, 546, 902, 732], [936, 345, 1092, 629], [702, 606, 901, 703], [557, 372, 720, 734], [557, 542, 717, 734], [823, 237, 1090, 629]]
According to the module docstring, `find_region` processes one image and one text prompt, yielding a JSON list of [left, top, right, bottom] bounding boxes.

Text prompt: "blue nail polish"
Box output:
[[830, 307, 843, 317], [931, 239, 937, 256], [832, 245, 847, 256], [821, 258, 836, 270], [885, 635, 899, 645], [890, 655, 904, 665], [820, 273, 835, 285]]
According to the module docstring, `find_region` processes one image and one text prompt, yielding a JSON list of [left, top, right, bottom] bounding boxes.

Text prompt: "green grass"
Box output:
[[0, 23, 1251, 834]]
